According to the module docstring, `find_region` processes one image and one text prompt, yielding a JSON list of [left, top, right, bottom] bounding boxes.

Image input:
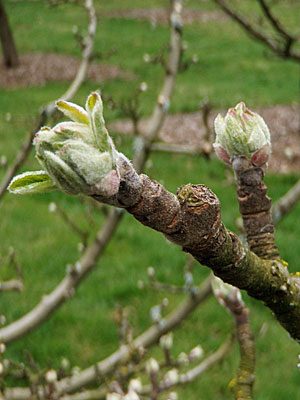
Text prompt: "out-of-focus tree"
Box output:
[[0, 0, 19, 68]]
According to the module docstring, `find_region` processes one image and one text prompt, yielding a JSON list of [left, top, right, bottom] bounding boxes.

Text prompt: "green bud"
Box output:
[[213, 102, 271, 166], [9, 92, 121, 197], [8, 171, 56, 195]]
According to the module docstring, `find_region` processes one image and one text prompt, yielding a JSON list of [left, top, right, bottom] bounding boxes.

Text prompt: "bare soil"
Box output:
[[103, 8, 226, 25], [110, 104, 300, 174], [0, 53, 131, 89]]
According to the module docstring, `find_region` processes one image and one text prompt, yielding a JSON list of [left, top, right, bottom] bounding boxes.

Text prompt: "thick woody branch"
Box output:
[[90, 164, 300, 341], [213, 0, 300, 63], [232, 157, 279, 260], [4, 277, 212, 399], [0, 0, 97, 201]]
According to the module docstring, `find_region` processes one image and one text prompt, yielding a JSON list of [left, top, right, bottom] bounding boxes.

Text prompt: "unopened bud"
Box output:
[[164, 369, 179, 386], [139, 82, 148, 92], [189, 345, 204, 361], [212, 276, 243, 308], [0, 343, 6, 354], [48, 202, 57, 213], [128, 378, 142, 393], [178, 352, 189, 365], [45, 369, 57, 383], [146, 358, 160, 374], [159, 333, 173, 350], [214, 102, 271, 166], [147, 266, 155, 278], [143, 53, 151, 63]]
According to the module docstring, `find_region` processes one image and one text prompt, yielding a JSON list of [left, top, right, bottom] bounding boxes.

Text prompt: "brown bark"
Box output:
[[92, 160, 300, 340], [232, 157, 279, 260], [0, 0, 19, 68]]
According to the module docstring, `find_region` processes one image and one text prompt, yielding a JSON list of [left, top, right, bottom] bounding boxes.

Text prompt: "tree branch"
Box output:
[[0, 279, 23, 292], [3, 277, 212, 399], [272, 178, 300, 224], [89, 166, 300, 341], [232, 157, 279, 260], [213, 0, 300, 63]]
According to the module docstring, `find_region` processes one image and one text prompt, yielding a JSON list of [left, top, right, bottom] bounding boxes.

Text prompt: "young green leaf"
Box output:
[[8, 171, 57, 195]]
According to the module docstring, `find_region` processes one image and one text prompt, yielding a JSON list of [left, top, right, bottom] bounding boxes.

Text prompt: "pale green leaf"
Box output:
[[8, 171, 57, 195]]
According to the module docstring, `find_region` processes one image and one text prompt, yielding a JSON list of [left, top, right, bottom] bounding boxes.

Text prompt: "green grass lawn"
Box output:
[[1, 0, 300, 399]]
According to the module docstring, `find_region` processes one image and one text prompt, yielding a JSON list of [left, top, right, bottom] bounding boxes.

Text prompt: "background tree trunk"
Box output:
[[0, 0, 19, 68]]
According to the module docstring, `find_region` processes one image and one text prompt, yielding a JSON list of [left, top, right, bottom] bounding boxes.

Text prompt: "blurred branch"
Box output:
[[213, 0, 300, 63], [0, 0, 97, 201], [257, 0, 296, 42], [151, 142, 212, 157], [0, 247, 23, 293], [57, 336, 231, 400], [4, 276, 212, 399], [0, 279, 23, 292], [272, 178, 300, 224], [213, 278, 255, 400], [48, 202, 89, 248]]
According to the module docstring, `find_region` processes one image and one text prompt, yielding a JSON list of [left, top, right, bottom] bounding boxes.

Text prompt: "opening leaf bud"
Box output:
[[213, 102, 271, 167]]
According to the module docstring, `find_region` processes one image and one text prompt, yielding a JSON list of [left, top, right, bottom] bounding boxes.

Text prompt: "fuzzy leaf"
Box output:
[[56, 100, 89, 125], [8, 171, 57, 195]]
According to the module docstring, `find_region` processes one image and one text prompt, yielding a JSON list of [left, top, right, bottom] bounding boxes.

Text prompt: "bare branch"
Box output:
[[213, 0, 300, 63], [4, 277, 212, 399], [213, 280, 255, 399], [257, 0, 296, 42], [0, 279, 23, 292], [272, 178, 300, 224]]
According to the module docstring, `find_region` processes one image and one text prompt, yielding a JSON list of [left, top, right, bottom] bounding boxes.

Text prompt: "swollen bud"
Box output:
[[213, 102, 271, 167], [9, 92, 122, 198]]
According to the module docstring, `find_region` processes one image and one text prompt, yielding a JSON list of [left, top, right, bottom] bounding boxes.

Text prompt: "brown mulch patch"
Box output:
[[103, 8, 226, 25], [0, 53, 132, 89], [110, 104, 300, 174]]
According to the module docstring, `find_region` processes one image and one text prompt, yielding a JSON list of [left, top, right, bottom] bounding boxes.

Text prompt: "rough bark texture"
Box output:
[[0, 0, 19, 68], [232, 157, 279, 260], [95, 159, 300, 341]]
